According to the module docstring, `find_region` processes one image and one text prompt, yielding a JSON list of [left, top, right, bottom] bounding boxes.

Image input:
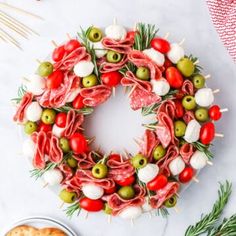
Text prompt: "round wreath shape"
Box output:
[[13, 21, 227, 220]]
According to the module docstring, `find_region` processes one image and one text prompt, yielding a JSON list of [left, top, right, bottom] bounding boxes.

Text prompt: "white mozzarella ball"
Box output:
[[52, 124, 65, 138], [25, 102, 42, 122], [22, 138, 35, 159], [66, 88, 80, 103], [92, 41, 107, 58], [105, 24, 127, 40], [142, 197, 152, 212], [190, 150, 208, 169], [74, 61, 94, 77], [82, 184, 104, 200], [184, 119, 201, 143], [195, 88, 214, 107], [143, 48, 165, 66], [43, 169, 63, 186], [119, 206, 142, 220], [167, 43, 184, 64], [169, 156, 185, 176], [24, 75, 46, 96], [138, 164, 159, 183], [151, 78, 170, 96]]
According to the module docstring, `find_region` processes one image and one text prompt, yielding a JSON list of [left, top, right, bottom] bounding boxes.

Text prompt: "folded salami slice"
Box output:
[[73, 152, 96, 170], [48, 135, 63, 163], [80, 85, 112, 107], [54, 47, 91, 71], [13, 93, 33, 123], [183, 111, 195, 124], [58, 163, 74, 183], [181, 80, 194, 95], [150, 182, 179, 209], [157, 100, 176, 120], [102, 37, 134, 54], [62, 110, 84, 138], [107, 185, 146, 215], [180, 143, 194, 164], [128, 50, 162, 80]]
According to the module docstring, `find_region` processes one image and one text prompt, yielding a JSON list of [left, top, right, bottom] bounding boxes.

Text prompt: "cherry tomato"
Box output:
[[55, 112, 67, 128], [151, 38, 170, 54], [165, 67, 183, 89], [101, 71, 123, 87], [174, 100, 184, 118], [200, 122, 215, 145], [64, 39, 81, 53], [147, 174, 168, 191], [46, 70, 64, 89], [72, 94, 85, 110], [115, 175, 135, 186], [163, 57, 173, 70], [79, 197, 104, 212], [104, 185, 117, 195], [69, 133, 88, 154], [126, 31, 136, 40], [208, 105, 222, 121], [37, 122, 52, 133], [52, 45, 66, 62], [179, 167, 194, 183], [108, 154, 121, 162]]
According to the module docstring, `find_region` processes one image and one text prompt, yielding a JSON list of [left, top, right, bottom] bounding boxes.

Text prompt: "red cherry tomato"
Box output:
[[163, 57, 173, 70], [108, 154, 121, 162], [165, 67, 183, 89], [151, 38, 170, 54], [52, 45, 66, 62], [179, 167, 194, 183], [200, 122, 215, 145], [79, 197, 104, 212], [147, 174, 168, 191], [115, 175, 135, 187], [69, 133, 88, 154], [174, 100, 184, 118], [208, 105, 222, 121], [104, 185, 117, 195], [46, 70, 64, 89], [72, 94, 85, 109], [64, 39, 81, 53], [37, 122, 52, 133], [55, 112, 67, 128], [101, 71, 123, 87], [126, 31, 136, 40]]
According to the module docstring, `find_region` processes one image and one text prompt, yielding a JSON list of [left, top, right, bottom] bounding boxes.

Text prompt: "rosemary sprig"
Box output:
[[142, 121, 158, 131], [119, 61, 136, 76], [11, 84, 27, 104], [65, 201, 81, 218], [30, 162, 57, 180], [188, 54, 203, 75], [141, 103, 160, 116], [133, 23, 158, 51], [54, 105, 94, 115], [156, 207, 169, 218], [192, 141, 213, 159], [185, 181, 232, 236], [162, 89, 178, 100]]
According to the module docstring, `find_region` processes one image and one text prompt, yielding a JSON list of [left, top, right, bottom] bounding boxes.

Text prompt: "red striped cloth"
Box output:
[[206, 0, 236, 62]]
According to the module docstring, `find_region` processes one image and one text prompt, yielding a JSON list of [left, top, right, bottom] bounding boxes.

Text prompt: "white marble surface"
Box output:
[[0, 0, 236, 235]]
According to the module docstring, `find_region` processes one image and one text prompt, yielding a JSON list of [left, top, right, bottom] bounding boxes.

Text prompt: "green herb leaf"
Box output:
[[141, 103, 160, 116], [192, 141, 213, 159], [65, 201, 81, 218], [54, 106, 94, 115]]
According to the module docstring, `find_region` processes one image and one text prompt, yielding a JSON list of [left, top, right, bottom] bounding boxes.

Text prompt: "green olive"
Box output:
[[106, 50, 122, 63], [59, 189, 77, 203], [118, 186, 135, 200], [164, 195, 177, 208], [103, 203, 113, 215], [88, 27, 103, 42], [195, 108, 209, 122], [67, 156, 78, 168], [193, 74, 205, 89], [24, 121, 37, 135], [153, 145, 166, 161], [177, 57, 195, 77], [59, 137, 70, 153], [182, 95, 196, 110], [82, 74, 98, 88], [174, 120, 187, 137], [131, 154, 147, 169], [41, 109, 56, 125], [136, 66, 150, 81], [92, 163, 108, 179], [38, 61, 53, 77]]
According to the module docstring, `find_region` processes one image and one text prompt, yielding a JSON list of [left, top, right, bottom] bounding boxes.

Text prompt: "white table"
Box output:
[[0, 0, 235, 235]]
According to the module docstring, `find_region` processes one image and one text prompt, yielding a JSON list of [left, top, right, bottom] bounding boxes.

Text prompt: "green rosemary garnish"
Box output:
[[142, 121, 158, 131], [192, 141, 213, 159], [141, 103, 160, 116], [30, 162, 58, 180], [188, 54, 203, 75], [11, 84, 27, 104], [156, 207, 169, 218], [65, 201, 81, 218], [54, 105, 94, 115], [119, 61, 137, 76]]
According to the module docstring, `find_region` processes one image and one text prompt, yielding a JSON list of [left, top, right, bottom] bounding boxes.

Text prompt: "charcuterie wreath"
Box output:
[[13, 21, 227, 221]]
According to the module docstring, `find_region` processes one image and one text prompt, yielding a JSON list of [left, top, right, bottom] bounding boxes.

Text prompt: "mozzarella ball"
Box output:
[[52, 124, 65, 138], [43, 169, 63, 186], [195, 88, 214, 107], [151, 78, 170, 96], [184, 119, 201, 143], [142, 197, 152, 212], [74, 61, 94, 77], [82, 184, 104, 200], [167, 43, 184, 64], [24, 75, 45, 96], [138, 164, 159, 183], [92, 41, 107, 58], [169, 156, 185, 176], [119, 206, 142, 220], [143, 48, 165, 66], [190, 150, 208, 169], [66, 88, 80, 103], [25, 102, 42, 122], [105, 24, 127, 40], [22, 138, 35, 159]]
